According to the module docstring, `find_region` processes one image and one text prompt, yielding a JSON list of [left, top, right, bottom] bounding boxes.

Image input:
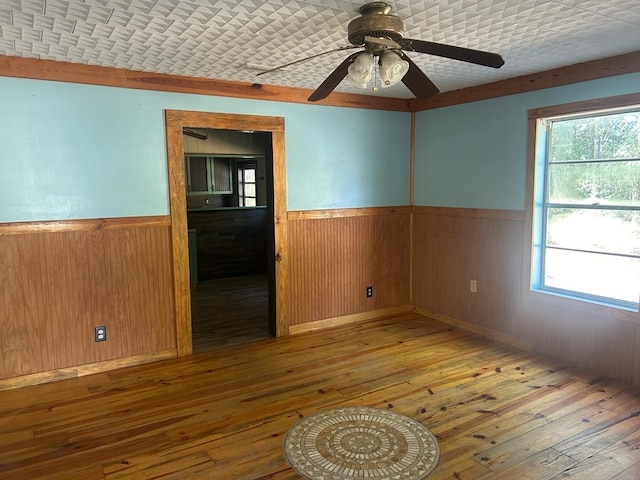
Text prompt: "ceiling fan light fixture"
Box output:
[[347, 52, 374, 88], [378, 51, 409, 87], [298, 2, 504, 101]]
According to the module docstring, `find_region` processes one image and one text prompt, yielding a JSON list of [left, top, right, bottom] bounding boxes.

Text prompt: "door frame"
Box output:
[[165, 110, 288, 356]]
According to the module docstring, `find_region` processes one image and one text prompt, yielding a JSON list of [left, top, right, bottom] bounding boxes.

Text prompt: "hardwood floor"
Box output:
[[191, 274, 271, 354], [2, 313, 640, 479]]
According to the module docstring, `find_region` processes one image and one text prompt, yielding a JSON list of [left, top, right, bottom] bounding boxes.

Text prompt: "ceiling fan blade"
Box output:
[[308, 51, 362, 102], [400, 38, 505, 68], [256, 45, 359, 76], [395, 51, 440, 99], [183, 129, 207, 140]]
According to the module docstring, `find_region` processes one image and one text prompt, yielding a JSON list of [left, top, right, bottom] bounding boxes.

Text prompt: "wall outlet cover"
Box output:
[[95, 326, 107, 342]]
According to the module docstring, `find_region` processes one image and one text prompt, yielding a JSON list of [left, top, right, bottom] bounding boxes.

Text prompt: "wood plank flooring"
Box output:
[[191, 274, 270, 354], [2, 313, 640, 479]]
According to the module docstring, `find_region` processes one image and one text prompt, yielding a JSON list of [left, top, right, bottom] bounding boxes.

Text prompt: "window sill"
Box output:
[[538, 287, 637, 312], [522, 287, 640, 324]]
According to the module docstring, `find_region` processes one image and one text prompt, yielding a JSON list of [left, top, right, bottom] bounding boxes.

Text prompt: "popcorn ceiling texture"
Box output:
[[0, 0, 639, 98]]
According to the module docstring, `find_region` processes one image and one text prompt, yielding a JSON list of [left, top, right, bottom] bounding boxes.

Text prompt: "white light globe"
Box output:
[[347, 52, 374, 88], [379, 51, 409, 87]]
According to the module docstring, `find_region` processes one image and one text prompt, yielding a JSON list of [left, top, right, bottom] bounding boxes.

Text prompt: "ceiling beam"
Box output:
[[0, 55, 410, 112], [1, 51, 638, 113], [410, 50, 640, 112]]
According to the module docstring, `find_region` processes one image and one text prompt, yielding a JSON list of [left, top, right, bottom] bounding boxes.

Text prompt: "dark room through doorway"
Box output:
[[183, 127, 275, 354]]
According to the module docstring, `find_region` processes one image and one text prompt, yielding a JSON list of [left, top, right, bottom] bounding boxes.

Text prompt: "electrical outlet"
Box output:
[[470, 280, 478, 293], [95, 326, 107, 342], [366, 286, 373, 298]]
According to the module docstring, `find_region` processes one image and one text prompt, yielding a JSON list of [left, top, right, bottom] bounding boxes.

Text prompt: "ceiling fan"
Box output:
[[257, 2, 505, 102]]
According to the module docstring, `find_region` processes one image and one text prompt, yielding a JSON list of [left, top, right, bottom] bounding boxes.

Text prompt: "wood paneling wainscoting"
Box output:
[[287, 207, 412, 328], [4, 204, 640, 391], [0, 217, 177, 389], [412, 206, 640, 386], [412, 207, 525, 338]]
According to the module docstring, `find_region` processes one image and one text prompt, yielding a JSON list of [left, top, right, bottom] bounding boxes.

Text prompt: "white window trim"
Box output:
[[524, 93, 640, 314]]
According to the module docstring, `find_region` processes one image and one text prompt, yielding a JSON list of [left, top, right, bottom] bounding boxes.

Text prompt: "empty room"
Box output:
[[1, 1, 640, 479]]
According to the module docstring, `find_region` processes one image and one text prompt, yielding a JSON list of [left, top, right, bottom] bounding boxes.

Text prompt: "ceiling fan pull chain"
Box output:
[[372, 61, 380, 92]]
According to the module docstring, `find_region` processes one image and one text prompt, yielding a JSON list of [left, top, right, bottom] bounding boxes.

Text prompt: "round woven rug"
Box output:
[[284, 406, 440, 480]]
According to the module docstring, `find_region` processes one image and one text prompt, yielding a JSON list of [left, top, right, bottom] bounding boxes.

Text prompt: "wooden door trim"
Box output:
[[165, 110, 288, 356]]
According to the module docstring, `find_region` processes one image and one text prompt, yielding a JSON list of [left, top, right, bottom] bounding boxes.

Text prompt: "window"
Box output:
[[529, 100, 640, 311], [238, 163, 257, 207]]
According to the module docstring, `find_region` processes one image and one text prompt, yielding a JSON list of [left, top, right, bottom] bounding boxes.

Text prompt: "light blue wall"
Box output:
[[414, 72, 640, 210], [9, 69, 634, 220], [286, 105, 410, 210], [0, 77, 410, 223]]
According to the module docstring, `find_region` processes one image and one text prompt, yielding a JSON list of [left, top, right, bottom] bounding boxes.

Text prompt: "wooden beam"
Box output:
[[410, 50, 640, 111], [165, 118, 192, 357], [165, 110, 289, 351], [412, 206, 524, 221], [2, 50, 638, 113], [0, 216, 170, 235], [409, 112, 416, 305], [0, 55, 410, 112], [2, 49, 639, 114], [287, 206, 411, 221]]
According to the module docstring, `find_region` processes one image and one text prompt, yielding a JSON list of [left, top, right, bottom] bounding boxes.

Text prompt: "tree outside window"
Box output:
[[531, 106, 640, 310]]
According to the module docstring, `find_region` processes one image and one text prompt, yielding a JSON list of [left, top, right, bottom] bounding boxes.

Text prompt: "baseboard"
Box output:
[[0, 349, 177, 392], [413, 306, 534, 351], [289, 305, 414, 335]]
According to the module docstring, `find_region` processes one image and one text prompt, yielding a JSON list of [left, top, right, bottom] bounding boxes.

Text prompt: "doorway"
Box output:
[[165, 110, 288, 357], [185, 129, 271, 353]]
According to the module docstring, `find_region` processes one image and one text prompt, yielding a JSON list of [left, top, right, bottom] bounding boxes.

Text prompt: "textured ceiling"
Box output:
[[0, 0, 639, 99]]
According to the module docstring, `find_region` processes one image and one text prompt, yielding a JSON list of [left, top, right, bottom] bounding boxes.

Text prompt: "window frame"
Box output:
[[524, 93, 640, 313], [238, 162, 258, 207]]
